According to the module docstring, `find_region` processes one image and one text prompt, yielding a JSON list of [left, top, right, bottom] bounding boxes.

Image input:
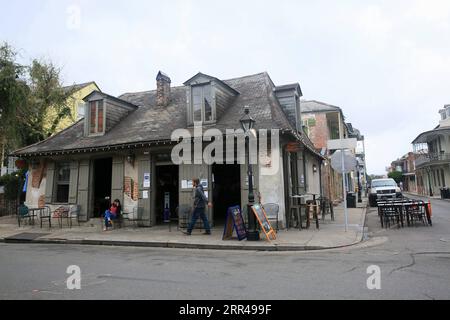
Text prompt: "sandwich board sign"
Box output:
[[222, 206, 247, 241], [251, 203, 276, 241]]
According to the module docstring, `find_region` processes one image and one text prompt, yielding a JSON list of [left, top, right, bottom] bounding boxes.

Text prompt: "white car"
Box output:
[[369, 178, 402, 207]]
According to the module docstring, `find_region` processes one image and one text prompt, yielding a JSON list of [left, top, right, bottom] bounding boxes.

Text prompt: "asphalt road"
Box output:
[[1, 195, 449, 300]]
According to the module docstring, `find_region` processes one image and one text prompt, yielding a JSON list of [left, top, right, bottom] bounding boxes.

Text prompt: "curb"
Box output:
[[1, 236, 360, 251]]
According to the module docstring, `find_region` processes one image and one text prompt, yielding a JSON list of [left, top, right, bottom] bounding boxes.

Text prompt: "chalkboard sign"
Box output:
[[222, 206, 247, 241], [251, 203, 276, 241]]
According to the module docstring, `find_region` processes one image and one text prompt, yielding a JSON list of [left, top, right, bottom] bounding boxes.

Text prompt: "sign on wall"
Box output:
[[143, 173, 150, 188]]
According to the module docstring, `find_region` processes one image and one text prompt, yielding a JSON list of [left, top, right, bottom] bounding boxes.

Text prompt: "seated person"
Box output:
[[103, 199, 121, 231]]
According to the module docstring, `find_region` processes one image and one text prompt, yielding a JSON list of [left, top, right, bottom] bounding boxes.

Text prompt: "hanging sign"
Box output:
[[222, 206, 247, 241], [251, 203, 276, 241]]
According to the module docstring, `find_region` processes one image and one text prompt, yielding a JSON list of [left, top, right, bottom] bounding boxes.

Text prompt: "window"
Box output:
[[441, 169, 446, 187], [89, 100, 104, 134], [77, 102, 85, 120], [191, 85, 213, 123], [55, 162, 70, 203]]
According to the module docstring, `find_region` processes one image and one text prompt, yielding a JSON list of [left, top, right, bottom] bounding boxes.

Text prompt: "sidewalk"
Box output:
[[0, 200, 368, 251], [404, 191, 450, 202]]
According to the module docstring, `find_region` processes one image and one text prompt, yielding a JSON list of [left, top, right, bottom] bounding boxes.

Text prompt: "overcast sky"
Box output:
[[1, 0, 449, 174]]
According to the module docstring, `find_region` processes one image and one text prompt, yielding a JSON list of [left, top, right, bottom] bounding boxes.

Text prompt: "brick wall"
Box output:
[[124, 176, 139, 201], [31, 161, 46, 189], [305, 113, 329, 150]]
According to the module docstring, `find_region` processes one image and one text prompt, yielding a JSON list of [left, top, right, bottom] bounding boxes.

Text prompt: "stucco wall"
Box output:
[[123, 159, 138, 217], [25, 163, 46, 208], [305, 153, 321, 196], [258, 146, 286, 227]]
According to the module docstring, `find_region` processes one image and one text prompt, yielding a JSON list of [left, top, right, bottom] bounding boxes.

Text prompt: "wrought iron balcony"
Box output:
[[415, 152, 450, 167]]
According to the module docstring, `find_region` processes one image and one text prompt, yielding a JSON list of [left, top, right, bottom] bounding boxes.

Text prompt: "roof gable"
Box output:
[[183, 72, 240, 95]]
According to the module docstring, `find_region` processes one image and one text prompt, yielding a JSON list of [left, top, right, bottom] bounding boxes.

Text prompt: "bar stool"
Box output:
[[288, 195, 303, 230]]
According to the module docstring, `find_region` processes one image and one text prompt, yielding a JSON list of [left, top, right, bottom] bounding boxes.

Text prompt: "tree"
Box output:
[[0, 42, 75, 152], [17, 59, 75, 146], [0, 43, 28, 161], [388, 171, 403, 183]]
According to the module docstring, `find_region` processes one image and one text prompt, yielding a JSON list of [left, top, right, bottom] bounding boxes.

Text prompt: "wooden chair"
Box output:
[[288, 198, 302, 230], [306, 200, 320, 229]]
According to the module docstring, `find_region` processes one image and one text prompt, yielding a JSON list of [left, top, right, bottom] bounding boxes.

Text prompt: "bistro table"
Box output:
[[289, 194, 321, 230], [27, 207, 44, 226], [377, 199, 432, 228]]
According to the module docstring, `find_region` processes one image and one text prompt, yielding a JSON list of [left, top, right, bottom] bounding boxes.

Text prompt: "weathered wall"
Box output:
[[25, 162, 47, 208], [123, 159, 139, 216], [303, 113, 329, 150], [258, 145, 286, 227], [305, 152, 321, 196]]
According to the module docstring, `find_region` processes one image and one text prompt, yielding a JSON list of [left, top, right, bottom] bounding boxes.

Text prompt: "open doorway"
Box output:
[[93, 158, 112, 218], [212, 164, 241, 226], [155, 165, 179, 224]]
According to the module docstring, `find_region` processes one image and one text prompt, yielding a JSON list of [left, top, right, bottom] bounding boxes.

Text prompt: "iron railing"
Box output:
[[415, 152, 450, 167]]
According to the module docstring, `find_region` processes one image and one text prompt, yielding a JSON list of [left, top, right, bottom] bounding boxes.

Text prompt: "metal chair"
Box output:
[[17, 205, 32, 227], [262, 203, 279, 232], [39, 206, 52, 228]]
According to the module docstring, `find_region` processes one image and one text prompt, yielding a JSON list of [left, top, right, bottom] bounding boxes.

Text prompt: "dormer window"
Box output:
[[192, 84, 213, 123], [89, 100, 105, 135], [184, 72, 239, 127]]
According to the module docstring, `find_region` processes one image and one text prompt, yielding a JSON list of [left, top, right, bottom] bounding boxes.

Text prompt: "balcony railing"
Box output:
[[415, 152, 450, 167]]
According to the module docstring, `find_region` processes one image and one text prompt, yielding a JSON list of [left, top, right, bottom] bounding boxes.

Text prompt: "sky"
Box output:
[[1, 0, 450, 175]]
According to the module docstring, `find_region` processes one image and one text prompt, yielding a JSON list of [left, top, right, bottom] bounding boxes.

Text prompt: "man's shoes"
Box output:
[[183, 231, 192, 235], [203, 231, 211, 235]]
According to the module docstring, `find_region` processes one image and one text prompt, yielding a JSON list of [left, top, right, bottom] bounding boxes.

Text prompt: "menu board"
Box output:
[[222, 206, 247, 241], [251, 203, 276, 241]]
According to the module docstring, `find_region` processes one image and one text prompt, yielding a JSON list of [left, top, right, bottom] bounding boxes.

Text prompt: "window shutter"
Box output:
[[44, 161, 55, 204], [111, 156, 124, 205], [77, 159, 90, 222], [68, 160, 79, 204]]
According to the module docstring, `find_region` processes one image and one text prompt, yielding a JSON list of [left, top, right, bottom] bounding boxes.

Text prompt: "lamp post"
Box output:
[[425, 167, 433, 197], [240, 106, 259, 241]]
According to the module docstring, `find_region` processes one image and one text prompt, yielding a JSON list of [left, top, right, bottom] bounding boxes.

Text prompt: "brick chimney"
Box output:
[[156, 71, 171, 107]]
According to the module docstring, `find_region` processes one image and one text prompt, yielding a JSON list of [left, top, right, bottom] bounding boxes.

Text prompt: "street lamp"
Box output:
[[240, 106, 259, 241], [425, 167, 433, 197]]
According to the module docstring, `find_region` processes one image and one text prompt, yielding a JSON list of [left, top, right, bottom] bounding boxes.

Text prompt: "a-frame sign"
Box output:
[[222, 206, 247, 241]]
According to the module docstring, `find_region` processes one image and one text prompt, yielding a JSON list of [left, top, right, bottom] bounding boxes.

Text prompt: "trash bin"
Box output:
[[346, 193, 356, 208], [441, 187, 450, 199]]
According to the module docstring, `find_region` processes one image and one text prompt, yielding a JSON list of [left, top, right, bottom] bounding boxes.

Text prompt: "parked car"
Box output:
[[369, 178, 402, 207]]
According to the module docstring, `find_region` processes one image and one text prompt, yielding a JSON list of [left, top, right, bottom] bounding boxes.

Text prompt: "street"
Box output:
[[1, 196, 449, 300]]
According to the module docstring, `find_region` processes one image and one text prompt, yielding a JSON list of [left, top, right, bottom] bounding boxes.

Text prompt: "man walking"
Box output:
[[184, 178, 212, 235]]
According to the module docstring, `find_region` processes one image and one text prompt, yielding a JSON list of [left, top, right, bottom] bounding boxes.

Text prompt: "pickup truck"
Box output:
[[369, 178, 402, 207]]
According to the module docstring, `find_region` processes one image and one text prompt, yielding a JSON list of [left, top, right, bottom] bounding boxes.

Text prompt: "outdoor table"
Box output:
[[27, 207, 43, 226], [377, 200, 432, 228]]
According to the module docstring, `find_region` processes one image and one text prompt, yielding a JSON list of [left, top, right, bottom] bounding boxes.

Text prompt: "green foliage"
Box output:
[[0, 168, 27, 200], [0, 42, 75, 152], [388, 171, 403, 183], [0, 43, 28, 151]]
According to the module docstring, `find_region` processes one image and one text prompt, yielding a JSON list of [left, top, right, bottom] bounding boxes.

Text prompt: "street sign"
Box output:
[[327, 138, 357, 150], [330, 150, 357, 173]]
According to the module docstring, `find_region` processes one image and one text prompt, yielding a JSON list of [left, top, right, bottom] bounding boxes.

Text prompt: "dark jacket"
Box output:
[[193, 185, 207, 209]]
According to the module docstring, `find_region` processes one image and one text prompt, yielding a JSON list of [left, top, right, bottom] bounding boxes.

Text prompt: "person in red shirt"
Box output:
[[103, 200, 120, 231]]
